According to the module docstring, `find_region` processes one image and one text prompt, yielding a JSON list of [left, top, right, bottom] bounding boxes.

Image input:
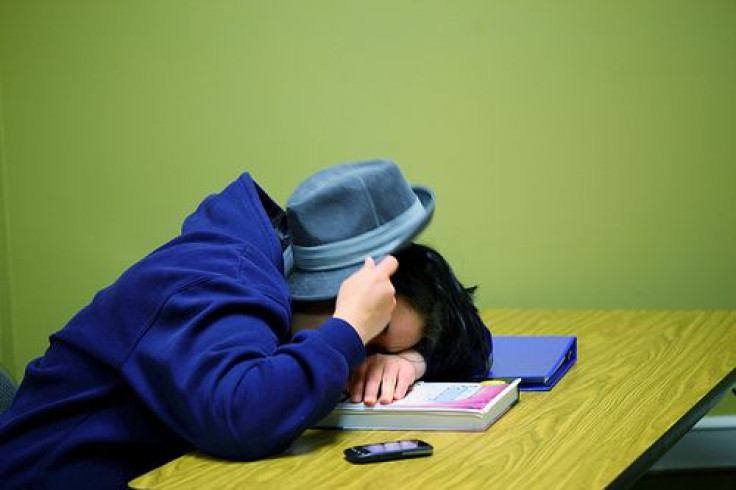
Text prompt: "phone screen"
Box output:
[[362, 440, 427, 454]]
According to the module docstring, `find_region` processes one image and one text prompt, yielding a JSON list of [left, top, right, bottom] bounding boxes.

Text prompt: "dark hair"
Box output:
[[391, 243, 493, 381]]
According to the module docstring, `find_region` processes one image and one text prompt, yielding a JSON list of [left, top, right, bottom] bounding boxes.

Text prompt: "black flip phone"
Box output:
[[344, 439, 433, 464]]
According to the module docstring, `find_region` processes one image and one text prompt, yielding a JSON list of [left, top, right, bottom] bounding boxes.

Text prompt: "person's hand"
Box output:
[[333, 257, 398, 344], [347, 350, 427, 406]]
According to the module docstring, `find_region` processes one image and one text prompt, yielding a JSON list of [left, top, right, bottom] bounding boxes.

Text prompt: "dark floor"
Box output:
[[631, 470, 736, 490]]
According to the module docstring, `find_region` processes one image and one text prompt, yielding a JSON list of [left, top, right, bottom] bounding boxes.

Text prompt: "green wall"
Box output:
[[0, 0, 734, 418], [0, 81, 14, 379]]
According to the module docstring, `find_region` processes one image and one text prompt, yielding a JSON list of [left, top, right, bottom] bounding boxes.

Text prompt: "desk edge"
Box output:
[[608, 368, 736, 489]]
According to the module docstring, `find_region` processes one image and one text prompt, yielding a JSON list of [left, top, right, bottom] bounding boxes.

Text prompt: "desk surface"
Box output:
[[130, 309, 736, 489]]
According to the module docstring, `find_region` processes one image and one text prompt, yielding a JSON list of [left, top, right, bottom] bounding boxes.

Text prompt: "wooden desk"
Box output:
[[130, 309, 736, 489]]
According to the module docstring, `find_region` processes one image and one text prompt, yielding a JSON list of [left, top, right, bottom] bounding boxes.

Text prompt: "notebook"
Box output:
[[487, 336, 577, 391]]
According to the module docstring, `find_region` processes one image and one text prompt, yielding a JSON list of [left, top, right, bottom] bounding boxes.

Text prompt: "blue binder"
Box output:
[[487, 336, 577, 391]]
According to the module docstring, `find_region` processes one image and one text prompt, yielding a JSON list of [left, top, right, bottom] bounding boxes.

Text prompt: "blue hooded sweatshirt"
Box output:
[[0, 174, 365, 489]]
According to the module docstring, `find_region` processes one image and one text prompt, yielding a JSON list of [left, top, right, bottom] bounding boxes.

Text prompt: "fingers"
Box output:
[[348, 364, 367, 403], [334, 255, 398, 344], [393, 368, 415, 401], [378, 366, 398, 405], [362, 365, 383, 406], [349, 353, 418, 406], [359, 255, 397, 278], [349, 356, 384, 406], [375, 255, 398, 277]]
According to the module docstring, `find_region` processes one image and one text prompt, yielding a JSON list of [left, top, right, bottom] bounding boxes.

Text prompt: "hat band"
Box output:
[[292, 199, 425, 272]]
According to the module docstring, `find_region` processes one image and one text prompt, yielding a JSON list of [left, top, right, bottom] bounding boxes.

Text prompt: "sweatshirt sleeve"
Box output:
[[120, 274, 365, 461]]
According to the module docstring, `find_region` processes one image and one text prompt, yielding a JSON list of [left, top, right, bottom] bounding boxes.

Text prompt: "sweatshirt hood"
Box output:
[[181, 173, 283, 257]]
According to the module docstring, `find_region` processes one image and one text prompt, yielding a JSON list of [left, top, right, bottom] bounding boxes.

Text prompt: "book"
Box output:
[[315, 379, 520, 431], [487, 335, 577, 391]]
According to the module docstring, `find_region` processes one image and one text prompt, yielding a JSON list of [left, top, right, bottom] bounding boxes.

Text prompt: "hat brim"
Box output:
[[287, 185, 435, 302]]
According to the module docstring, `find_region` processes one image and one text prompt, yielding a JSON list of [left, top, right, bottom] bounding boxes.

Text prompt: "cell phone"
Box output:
[[344, 439, 433, 464]]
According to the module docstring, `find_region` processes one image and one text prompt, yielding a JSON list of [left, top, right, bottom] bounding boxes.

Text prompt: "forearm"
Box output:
[[124, 318, 365, 460]]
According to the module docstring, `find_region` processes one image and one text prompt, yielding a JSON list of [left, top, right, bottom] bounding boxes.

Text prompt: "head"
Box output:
[[292, 243, 492, 381], [291, 294, 425, 355], [285, 160, 490, 380], [391, 243, 492, 381]]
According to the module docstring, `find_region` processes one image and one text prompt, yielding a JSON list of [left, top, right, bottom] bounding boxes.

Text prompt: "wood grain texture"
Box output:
[[130, 309, 736, 489]]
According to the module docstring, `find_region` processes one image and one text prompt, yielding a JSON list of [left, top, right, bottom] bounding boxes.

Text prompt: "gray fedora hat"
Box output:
[[286, 160, 435, 301]]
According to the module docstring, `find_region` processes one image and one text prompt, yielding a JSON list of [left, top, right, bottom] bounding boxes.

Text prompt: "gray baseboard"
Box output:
[[650, 415, 736, 472]]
